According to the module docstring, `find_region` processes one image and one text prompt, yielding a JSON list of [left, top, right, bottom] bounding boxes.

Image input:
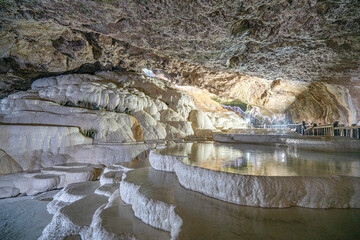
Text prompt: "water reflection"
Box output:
[[126, 166, 360, 240], [155, 143, 360, 177]]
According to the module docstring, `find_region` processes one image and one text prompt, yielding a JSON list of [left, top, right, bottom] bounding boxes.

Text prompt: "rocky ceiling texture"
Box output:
[[0, 0, 360, 124]]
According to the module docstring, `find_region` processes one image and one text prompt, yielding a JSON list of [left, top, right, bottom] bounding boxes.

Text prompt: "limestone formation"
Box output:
[[213, 132, 300, 145], [286, 137, 360, 152], [180, 86, 248, 130], [120, 179, 183, 239], [0, 163, 101, 196], [189, 110, 217, 131], [0, 0, 359, 124], [0, 1, 359, 239], [0, 186, 20, 199], [225, 77, 360, 125], [39, 163, 173, 240], [65, 143, 155, 167], [0, 149, 22, 175], [0, 125, 92, 170], [0, 71, 246, 145], [149, 150, 360, 208]]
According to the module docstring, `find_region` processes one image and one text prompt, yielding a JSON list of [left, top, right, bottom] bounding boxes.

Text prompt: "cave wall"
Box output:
[[227, 77, 359, 124], [179, 72, 360, 124], [0, 0, 359, 125]]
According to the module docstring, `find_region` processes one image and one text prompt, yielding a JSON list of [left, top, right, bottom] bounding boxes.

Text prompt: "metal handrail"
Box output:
[[251, 124, 360, 139], [252, 124, 301, 129], [303, 125, 360, 139]]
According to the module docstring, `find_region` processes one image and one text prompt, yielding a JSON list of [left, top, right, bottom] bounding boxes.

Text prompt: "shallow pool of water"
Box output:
[[0, 190, 58, 240], [127, 166, 360, 240], [155, 142, 360, 176]]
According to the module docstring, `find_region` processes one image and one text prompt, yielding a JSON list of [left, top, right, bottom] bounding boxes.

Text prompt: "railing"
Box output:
[[252, 124, 301, 129], [304, 125, 360, 139], [221, 105, 262, 124], [251, 123, 360, 139], [304, 124, 333, 136]]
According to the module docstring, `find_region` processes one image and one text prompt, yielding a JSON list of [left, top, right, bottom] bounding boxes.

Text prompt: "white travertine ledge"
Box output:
[[120, 176, 183, 239], [213, 133, 297, 145], [0, 124, 92, 170], [286, 137, 360, 152], [149, 150, 184, 172], [214, 133, 360, 152], [0, 165, 101, 197], [149, 151, 360, 209]]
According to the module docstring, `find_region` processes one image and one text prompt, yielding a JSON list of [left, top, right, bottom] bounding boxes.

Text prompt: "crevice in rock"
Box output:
[[52, 36, 87, 60], [82, 32, 102, 60], [0, 57, 20, 74]]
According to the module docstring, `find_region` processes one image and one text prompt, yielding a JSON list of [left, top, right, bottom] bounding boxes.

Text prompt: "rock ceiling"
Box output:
[[0, 0, 360, 124]]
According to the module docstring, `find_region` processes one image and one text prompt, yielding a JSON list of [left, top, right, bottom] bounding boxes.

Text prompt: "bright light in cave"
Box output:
[[142, 68, 154, 77], [142, 68, 170, 81]]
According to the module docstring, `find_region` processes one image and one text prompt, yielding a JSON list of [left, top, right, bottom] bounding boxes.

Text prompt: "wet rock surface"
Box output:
[[149, 145, 360, 208], [1, 145, 360, 239]]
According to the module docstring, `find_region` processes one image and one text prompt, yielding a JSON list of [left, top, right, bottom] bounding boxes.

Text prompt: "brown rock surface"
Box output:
[[0, 0, 359, 124]]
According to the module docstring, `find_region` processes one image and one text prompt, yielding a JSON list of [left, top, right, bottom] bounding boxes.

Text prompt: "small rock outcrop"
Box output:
[[0, 149, 22, 175]]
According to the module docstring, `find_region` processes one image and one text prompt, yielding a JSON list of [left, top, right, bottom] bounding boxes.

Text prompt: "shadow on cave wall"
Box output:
[[284, 82, 356, 125]]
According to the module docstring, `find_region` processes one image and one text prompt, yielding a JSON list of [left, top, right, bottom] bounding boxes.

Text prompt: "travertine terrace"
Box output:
[[0, 1, 359, 239]]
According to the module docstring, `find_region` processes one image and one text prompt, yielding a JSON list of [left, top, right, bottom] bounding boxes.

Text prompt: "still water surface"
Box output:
[[155, 142, 360, 176]]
